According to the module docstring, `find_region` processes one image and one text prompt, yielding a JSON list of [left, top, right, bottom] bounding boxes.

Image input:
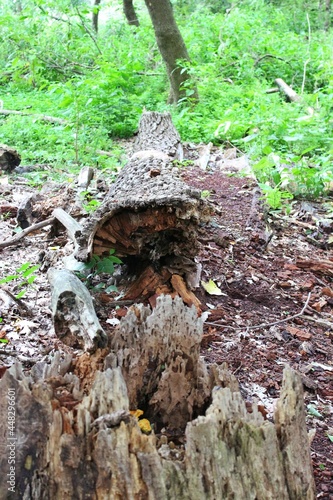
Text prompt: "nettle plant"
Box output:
[[0, 262, 40, 299]]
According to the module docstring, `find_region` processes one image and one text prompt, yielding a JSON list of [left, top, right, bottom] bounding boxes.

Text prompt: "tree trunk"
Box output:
[[92, 0, 101, 33], [0, 296, 316, 499], [143, 0, 198, 104], [123, 0, 140, 27]]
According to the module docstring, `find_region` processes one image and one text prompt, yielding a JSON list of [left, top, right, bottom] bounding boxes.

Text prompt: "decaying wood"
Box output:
[[296, 258, 333, 275], [0, 297, 315, 499], [0, 217, 55, 250], [0, 108, 68, 125], [106, 296, 212, 431], [0, 144, 21, 172], [75, 112, 210, 303], [47, 268, 107, 352], [17, 194, 43, 229]]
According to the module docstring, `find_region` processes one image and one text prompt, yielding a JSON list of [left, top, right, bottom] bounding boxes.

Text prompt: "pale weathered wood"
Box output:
[[0, 297, 315, 499], [275, 78, 301, 103], [47, 268, 107, 352], [52, 208, 83, 242]]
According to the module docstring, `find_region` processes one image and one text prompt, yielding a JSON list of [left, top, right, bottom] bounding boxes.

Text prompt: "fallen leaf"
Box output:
[[201, 279, 224, 295], [312, 298, 327, 312], [307, 405, 323, 419], [321, 287, 333, 298], [286, 326, 312, 341]]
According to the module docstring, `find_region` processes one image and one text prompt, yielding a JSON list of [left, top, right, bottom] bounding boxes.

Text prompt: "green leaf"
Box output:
[[22, 265, 40, 278], [307, 405, 323, 418], [16, 263, 31, 273], [327, 434, 333, 443], [0, 275, 18, 284], [0, 338, 8, 343], [96, 259, 115, 274], [16, 290, 26, 299]]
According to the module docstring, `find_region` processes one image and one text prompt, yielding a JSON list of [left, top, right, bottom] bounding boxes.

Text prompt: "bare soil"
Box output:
[[0, 145, 332, 498]]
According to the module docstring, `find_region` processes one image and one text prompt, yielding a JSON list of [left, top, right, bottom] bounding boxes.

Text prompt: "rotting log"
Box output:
[[47, 267, 107, 352], [0, 296, 315, 499], [74, 112, 210, 300]]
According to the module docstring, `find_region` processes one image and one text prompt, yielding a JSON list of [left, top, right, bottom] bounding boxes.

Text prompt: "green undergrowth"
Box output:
[[0, 0, 332, 205]]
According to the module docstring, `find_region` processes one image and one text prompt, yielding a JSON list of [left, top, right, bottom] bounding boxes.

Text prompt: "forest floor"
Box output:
[[0, 142, 332, 498]]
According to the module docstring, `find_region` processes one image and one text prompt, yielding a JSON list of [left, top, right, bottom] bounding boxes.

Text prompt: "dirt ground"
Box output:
[[0, 144, 332, 498]]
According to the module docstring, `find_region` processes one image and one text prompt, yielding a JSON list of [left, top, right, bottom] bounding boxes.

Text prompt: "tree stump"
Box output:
[[0, 144, 21, 172], [0, 297, 315, 499]]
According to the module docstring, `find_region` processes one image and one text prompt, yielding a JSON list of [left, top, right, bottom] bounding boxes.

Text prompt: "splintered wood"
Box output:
[[0, 297, 316, 499]]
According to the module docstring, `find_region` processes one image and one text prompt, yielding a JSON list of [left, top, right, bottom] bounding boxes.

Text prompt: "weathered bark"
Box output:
[[47, 268, 107, 352], [0, 144, 21, 172], [92, 0, 101, 32], [75, 112, 210, 296], [143, 0, 198, 103], [0, 296, 315, 499], [123, 0, 140, 26]]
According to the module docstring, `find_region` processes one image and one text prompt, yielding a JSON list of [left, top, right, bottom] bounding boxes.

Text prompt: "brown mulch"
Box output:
[[0, 149, 332, 497]]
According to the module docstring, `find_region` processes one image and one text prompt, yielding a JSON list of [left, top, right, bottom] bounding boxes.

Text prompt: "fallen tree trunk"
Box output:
[[48, 268, 107, 352], [0, 296, 315, 499], [75, 112, 211, 299]]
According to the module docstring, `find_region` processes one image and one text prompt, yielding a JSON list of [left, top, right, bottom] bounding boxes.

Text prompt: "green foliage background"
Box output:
[[0, 0, 332, 202]]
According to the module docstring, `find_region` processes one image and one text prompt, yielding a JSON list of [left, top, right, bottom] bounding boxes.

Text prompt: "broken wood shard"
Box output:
[[47, 268, 107, 352]]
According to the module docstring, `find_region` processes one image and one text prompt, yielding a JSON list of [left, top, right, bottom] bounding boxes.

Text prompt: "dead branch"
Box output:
[[0, 217, 55, 249], [255, 54, 289, 66], [0, 109, 68, 125]]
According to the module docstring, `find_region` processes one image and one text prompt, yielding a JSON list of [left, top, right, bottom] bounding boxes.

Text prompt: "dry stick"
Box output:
[[205, 293, 311, 331], [0, 109, 68, 125], [0, 217, 55, 249], [0, 286, 31, 313]]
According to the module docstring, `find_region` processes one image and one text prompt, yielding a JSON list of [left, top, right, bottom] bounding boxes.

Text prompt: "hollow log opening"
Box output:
[[93, 206, 194, 259]]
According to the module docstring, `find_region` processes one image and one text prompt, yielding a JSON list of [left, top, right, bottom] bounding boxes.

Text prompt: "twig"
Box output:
[[0, 286, 31, 313], [254, 54, 289, 66], [205, 293, 312, 331], [0, 217, 55, 249], [300, 315, 333, 330], [301, 13, 311, 94], [75, 6, 102, 55]]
